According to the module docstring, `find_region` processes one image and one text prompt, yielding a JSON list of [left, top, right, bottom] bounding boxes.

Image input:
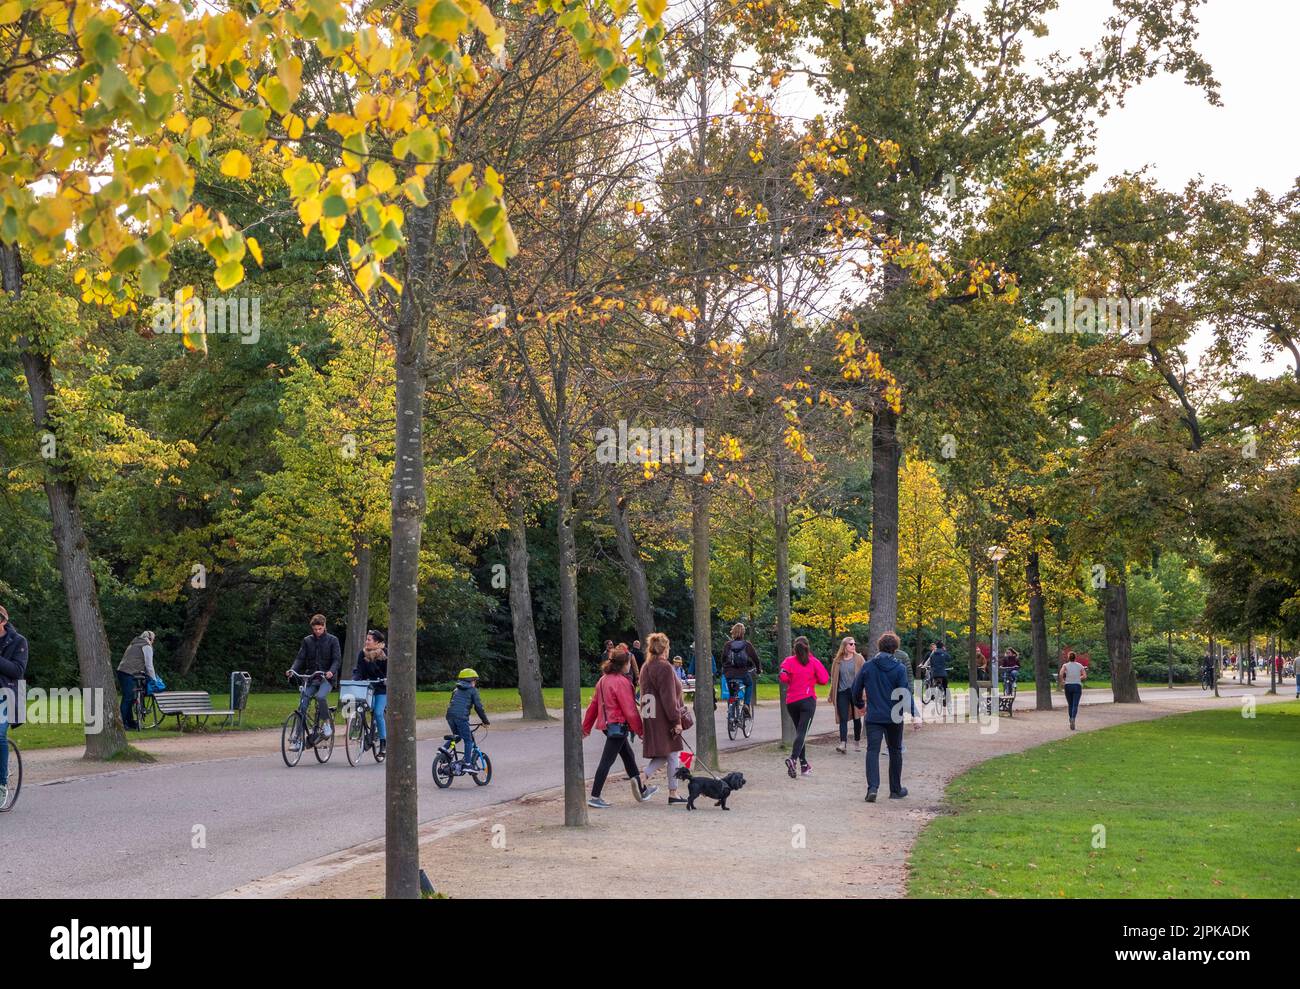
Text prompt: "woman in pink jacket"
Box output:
[[779, 636, 829, 778], [582, 646, 657, 808]]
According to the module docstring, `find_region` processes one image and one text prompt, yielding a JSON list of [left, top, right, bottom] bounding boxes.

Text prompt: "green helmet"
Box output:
[[458, 668, 479, 680]]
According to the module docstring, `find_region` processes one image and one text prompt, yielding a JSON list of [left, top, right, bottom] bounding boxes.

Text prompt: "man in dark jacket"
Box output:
[[0, 605, 29, 806], [286, 614, 341, 737], [446, 669, 490, 771], [851, 632, 921, 803]]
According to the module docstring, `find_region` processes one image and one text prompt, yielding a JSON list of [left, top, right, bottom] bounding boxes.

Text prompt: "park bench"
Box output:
[[997, 677, 1017, 717], [154, 672, 251, 730]]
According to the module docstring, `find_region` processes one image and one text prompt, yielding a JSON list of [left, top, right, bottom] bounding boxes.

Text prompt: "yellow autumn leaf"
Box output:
[[246, 236, 263, 266], [446, 162, 473, 188], [368, 161, 397, 193], [0, 1, 22, 26], [220, 149, 252, 180], [191, 117, 212, 138], [166, 113, 189, 134], [298, 197, 322, 226]]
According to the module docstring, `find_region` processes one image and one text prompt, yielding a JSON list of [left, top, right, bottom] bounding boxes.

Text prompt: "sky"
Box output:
[[1028, 0, 1299, 377]]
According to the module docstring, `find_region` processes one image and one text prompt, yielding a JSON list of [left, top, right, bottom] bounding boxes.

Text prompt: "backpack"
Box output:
[[726, 639, 749, 669]]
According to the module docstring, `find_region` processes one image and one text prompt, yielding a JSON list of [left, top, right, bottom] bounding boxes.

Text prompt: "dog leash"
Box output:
[[681, 732, 722, 779]]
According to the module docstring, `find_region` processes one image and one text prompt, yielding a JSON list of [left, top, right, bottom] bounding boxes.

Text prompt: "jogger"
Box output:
[[780, 636, 829, 778]]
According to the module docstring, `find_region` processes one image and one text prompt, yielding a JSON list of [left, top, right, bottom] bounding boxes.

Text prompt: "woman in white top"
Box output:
[[1058, 651, 1087, 730]]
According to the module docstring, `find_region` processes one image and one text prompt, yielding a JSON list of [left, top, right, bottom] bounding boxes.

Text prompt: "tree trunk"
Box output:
[[607, 487, 654, 642], [507, 504, 550, 720], [691, 481, 718, 767], [555, 420, 587, 825], [343, 535, 372, 673], [1104, 575, 1140, 703], [175, 580, 223, 677], [773, 474, 793, 742], [967, 542, 979, 688], [867, 407, 901, 651], [3, 244, 127, 760], [384, 198, 436, 900], [1026, 548, 1051, 710]]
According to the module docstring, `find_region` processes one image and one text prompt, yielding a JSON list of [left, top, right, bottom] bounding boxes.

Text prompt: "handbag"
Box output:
[[599, 680, 629, 738]]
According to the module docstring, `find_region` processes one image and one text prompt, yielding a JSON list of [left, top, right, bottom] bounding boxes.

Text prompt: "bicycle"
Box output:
[[724, 677, 753, 740], [921, 670, 949, 719], [130, 675, 163, 731], [431, 722, 491, 788], [281, 671, 336, 767], [0, 734, 20, 812], [342, 678, 386, 767], [1200, 667, 1214, 691]]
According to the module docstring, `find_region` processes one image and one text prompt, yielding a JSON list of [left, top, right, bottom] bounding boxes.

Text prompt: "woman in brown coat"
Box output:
[[638, 632, 688, 806], [826, 635, 866, 754]]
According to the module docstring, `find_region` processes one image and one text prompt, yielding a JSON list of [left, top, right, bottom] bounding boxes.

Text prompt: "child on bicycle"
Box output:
[[446, 668, 490, 771]]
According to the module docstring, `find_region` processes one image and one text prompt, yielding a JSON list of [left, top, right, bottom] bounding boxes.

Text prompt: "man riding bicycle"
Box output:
[[721, 623, 760, 715], [0, 604, 29, 809], [285, 614, 341, 739]]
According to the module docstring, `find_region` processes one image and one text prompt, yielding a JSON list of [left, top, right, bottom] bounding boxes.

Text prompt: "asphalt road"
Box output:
[[3, 699, 788, 898]]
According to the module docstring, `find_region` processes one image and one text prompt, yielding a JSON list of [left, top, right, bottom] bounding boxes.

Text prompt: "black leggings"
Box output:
[[591, 729, 640, 798], [835, 688, 861, 742], [787, 697, 816, 765]]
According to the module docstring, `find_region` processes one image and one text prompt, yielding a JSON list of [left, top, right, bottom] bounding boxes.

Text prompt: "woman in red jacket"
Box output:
[[583, 645, 657, 809]]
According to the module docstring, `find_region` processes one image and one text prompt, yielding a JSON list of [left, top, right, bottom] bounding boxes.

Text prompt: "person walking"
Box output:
[[115, 630, 158, 730], [827, 635, 865, 754], [851, 632, 921, 802], [0, 605, 29, 809], [779, 636, 829, 778], [639, 632, 689, 805], [351, 629, 388, 757], [583, 648, 657, 808], [1059, 650, 1087, 730]]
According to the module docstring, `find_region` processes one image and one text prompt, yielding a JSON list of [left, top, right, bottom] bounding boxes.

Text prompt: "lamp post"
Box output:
[[988, 546, 1008, 714]]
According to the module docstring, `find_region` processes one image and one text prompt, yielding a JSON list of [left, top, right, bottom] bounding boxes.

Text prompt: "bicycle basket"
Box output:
[[338, 680, 373, 706]]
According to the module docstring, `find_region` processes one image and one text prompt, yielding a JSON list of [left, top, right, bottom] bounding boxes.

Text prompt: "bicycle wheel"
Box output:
[[471, 750, 492, 786], [726, 704, 738, 741], [345, 714, 365, 767], [742, 704, 753, 738], [432, 750, 454, 789], [281, 712, 305, 767], [143, 694, 164, 729], [314, 717, 335, 764], [0, 739, 21, 812]]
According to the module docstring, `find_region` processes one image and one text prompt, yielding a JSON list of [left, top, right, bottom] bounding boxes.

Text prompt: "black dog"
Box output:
[[674, 766, 746, 810]]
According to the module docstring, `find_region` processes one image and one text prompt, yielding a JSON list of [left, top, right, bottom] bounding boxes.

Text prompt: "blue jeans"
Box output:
[[865, 721, 903, 795], [117, 669, 140, 729], [448, 716, 475, 764], [1064, 683, 1082, 720], [0, 702, 8, 786], [297, 678, 331, 724], [372, 692, 387, 740]]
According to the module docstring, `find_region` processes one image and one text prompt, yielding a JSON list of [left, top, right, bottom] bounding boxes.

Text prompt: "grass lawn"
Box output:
[[13, 681, 791, 751], [908, 701, 1300, 898]]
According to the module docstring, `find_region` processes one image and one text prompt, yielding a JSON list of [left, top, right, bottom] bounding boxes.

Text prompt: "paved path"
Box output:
[[4, 682, 1287, 898], [4, 698, 784, 898]]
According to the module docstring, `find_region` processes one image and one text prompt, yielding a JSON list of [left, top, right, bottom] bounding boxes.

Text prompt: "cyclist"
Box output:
[[446, 668, 490, 772], [115, 630, 158, 730], [721, 623, 760, 716], [351, 629, 388, 757], [926, 640, 951, 703], [285, 614, 341, 739], [0, 604, 29, 809]]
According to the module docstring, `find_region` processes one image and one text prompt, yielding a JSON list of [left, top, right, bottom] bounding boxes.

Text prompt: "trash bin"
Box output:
[[229, 671, 251, 725]]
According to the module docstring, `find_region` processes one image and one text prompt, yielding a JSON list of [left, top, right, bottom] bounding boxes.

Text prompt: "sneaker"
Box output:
[[801, 763, 812, 776], [668, 795, 688, 805], [854, 740, 862, 752], [785, 757, 797, 779], [630, 778, 643, 801], [378, 739, 386, 756], [321, 722, 333, 739], [865, 789, 877, 802], [640, 784, 660, 802], [889, 787, 909, 799], [835, 743, 846, 754], [0, 784, 7, 807], [588, 796, 611, 809], [1069, 719, 1075, 730]]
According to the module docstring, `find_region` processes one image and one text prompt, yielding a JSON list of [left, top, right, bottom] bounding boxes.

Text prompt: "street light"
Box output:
[[987, 546, 1009, 716]]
